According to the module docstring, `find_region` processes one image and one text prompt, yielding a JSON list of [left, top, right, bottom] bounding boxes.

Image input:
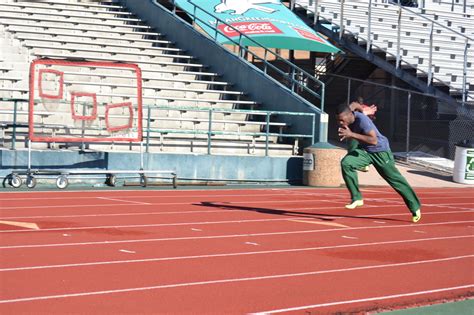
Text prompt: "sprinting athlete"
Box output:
[[336, 103, 421, 223], [347, 99, 377, 172]]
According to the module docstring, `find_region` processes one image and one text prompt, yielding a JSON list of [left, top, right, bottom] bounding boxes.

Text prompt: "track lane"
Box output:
[[0, 252, 471, 314], [0, 219, 472, 271], [1, 187, 473, 314], [0, 204, 472, 247]]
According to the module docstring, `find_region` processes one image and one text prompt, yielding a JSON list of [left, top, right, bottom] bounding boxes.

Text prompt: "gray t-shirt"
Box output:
[[350, 111, 390, 153]]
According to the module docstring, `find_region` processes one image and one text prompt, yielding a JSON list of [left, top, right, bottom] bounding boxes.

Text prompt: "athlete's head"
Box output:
[[336, 104, 355, 127]]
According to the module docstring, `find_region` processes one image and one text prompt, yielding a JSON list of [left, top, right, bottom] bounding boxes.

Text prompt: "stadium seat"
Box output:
[[0, 0, 299, 156]]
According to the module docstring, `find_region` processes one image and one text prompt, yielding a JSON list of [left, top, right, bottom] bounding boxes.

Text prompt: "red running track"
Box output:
[[0, 187, 473, 314]]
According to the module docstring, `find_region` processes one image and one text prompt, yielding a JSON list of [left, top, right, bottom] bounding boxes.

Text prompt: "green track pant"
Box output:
[[341, 148, 421, 214], [347, 139, 359, 152]]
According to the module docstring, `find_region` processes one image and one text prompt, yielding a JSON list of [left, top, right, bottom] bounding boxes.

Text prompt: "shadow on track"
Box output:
[[194, 201, 407, 223]]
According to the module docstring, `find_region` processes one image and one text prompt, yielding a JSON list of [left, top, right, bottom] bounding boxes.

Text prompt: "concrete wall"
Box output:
[[118, 0, 326, 145], [0, 149, 303, 185]]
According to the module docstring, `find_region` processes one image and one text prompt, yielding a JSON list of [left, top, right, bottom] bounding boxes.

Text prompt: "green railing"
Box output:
[[160, 0, 327, 112], [145, 106, 315, 155], [1, 98, 315, 156]]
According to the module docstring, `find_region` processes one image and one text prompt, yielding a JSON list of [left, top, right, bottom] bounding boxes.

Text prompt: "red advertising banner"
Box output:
[[218, 22, 283, 37]]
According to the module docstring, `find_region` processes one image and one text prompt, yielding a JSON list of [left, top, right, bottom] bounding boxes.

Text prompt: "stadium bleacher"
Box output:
[[421, 0, 473, 15], [295, 0, 473, 101], [0, 0, 306, 156]]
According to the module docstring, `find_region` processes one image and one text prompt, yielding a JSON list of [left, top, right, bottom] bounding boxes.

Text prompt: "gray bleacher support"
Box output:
[[118, 0, 326, 145]]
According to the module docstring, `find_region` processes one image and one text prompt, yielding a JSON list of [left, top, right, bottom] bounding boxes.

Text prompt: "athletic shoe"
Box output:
[[358, 166, 370, 172], [412, 209, 421, 223], [345, 200, 364, 209]]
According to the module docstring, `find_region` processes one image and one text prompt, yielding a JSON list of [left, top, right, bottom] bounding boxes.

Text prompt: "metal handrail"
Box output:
[[158, 0, 327, 112], [297, 0, 472, 101], [149, 104, 315, 156], [0, 98, 315, 156], [186, 0, 325, 103], [298, 2, 427, 77], [313, 71, 471, 103], [331, 0, 474, 41], [403, 0, 471, 21], [397, 3, 473, 41], [151, 105, 318, 116], [375, 2, 472, 101]]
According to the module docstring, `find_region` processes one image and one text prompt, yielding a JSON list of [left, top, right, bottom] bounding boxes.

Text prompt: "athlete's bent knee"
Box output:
[[341, 156, 354, 170]]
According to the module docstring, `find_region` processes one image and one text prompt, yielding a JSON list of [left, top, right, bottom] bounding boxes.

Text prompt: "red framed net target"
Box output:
[[29, 59, 143, 143]]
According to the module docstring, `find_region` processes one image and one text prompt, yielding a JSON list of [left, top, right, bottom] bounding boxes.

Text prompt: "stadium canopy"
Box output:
[[175, 0, 340, 53]]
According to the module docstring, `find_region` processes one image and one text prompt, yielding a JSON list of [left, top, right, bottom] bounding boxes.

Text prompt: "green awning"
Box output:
[[175, 0, 340, 53]]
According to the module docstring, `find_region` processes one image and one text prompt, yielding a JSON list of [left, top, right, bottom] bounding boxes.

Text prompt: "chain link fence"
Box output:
[[323, 74, 474, 169]]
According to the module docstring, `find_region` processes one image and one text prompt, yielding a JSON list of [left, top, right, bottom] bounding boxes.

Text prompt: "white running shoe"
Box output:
[[412, 209, 421, 223], [345, 200, 364, 209]]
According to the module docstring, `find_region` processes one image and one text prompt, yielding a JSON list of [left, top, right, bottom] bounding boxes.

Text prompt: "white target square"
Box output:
[[106, 102, 134, 132], [70, 92, 98, 121], [38, 68, 64, 100]]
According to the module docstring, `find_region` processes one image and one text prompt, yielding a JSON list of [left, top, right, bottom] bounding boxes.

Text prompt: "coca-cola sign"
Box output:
[[218, 22, 283, 37]]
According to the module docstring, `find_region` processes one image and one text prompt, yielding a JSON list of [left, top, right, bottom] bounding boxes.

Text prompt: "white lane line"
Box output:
[[373, 221, 386, 224], [373, 196, 474, 201], [361, 189, 474, 194], [2, 197, 473, 212], [0, 220, 39, 230], [96, 197, 151, 206], [0, 209, 234, 220], [0, 188, 471, 204], [428, 202, 474, 206], [430, 205, 474, 211], [341, 236, 358, 240], [0, 218, 326, 234], [1, 235, 471, 272], [191, 228, 202, 232], [414, 230, 427, 234], [285, 191, 347, 197], [245, 242, 259, 246], [288, 220, 349, 228], [0, 191, 346, 202], [367, 199, 474, 207], [0, 203, 148, 211], [1, 208, 472, 221], [1, 192, 294, 201], [119, 250, 136, 254], [1, 221, 473, 250], [0, 186, 468, 195], [2, 207, 474, 234], [365, 199, 474, 212], [364, 190, 474, 195], [254, 284, 474, 314], [372, 200, 473, 212], [361, 189, 387, 193], [0, 198, 344, 211], [0, 255, 472, 304]]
